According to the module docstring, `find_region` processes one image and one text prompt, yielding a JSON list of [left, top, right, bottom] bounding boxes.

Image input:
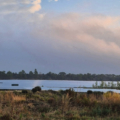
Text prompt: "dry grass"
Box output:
[[13, 95, 26, 102], [83, 92, 120, 104], [0, 92, 26, 103], [103, 92, 120, 103], [61, 93, 71, 112], [0, 92, 14, 103], [1, 90, 120, 120]]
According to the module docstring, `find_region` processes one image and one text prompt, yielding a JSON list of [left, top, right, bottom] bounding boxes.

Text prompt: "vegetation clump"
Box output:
[[65, 88, 76, 97], [0, 114, 12, 120], [87, 90, 93, 95], [22, 90, 28, 94], [92, 81, 120, 89], [32, 86, 41, 93]]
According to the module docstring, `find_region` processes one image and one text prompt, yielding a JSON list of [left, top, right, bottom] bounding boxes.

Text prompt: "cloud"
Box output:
[[29, 0, 42, 13], [10, 12, 120, 72], [1, 0, 30, 5], [1, 11, 120, 73], [48, 0, 58, 2], [1, 12, 120, 57], [29, 4, 41, 13], [0, 0, 42, 14], [39, 14, 120, 56]]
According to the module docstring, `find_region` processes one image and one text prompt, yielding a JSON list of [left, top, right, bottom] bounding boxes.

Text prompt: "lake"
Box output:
[[0, 80, 120, 93]]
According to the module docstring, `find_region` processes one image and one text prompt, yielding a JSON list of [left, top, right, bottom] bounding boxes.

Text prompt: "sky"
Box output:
[[1, 0, 120, 74]]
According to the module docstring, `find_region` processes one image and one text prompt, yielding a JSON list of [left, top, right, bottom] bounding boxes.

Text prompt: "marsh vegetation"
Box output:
[[0, 88, 120, 120], [92, 81, 120, 89]]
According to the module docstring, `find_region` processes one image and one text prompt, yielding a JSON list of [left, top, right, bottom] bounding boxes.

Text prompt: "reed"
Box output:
[[61, 93, 71, 113]]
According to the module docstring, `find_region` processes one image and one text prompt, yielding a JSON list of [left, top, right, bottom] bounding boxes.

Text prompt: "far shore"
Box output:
[[1, 79, 120, 81]]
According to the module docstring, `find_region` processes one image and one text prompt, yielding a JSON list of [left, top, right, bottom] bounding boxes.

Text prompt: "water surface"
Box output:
[[0, 80, 120, 93]]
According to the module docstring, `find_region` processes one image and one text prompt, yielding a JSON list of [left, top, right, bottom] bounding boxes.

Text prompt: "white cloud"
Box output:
[[29, 4, 41, 13], [31, 13, 120, 56], [1, 10, 120, 56], [29, 0, 41, 13], [48, 0, 58, 2], [0, 0, 42, 14]]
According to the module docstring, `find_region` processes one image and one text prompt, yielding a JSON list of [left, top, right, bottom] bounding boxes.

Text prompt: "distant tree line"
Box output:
[[0, 69, 120, 81]]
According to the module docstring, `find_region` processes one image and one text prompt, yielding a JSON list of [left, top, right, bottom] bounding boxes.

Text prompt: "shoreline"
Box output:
[[0, 79, 120, 81]]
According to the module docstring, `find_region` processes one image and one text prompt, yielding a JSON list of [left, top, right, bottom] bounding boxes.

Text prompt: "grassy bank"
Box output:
[[0, 89, 120, 120]]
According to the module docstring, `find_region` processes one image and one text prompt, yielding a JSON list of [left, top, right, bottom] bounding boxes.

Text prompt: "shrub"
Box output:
[[81, 97, 90, 106], [13, 90, 19, 95], [48, 89, 58, 94], [65, 112, 74, 120], [59, 89, 66, 95], [37, 104, 50, 113], [65, 88, 76, 97], [26, 93, 32, 99], [93, 91, 103, 96], [91, 106, 111, 116], [0, 114, 12, 120], [48, 98, 55, 104], [22, 90, 28, 94], [106, 91, 114, 94], [87, 90, 93, 95], [65, 111, 80, 120], [32, 86, 41, 93]]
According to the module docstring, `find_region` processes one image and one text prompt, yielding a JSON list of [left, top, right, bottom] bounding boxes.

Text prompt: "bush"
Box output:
[[93, 91, 103, 96], [65, 111, 80, 120], [65, 88, 76, 97], [26, 93, 32, 99], [0, 114, 12, 120], [106, 91, 114, 94], [13, 90, 18, 95], [48, 98, 55, 104], [91, 106, 111, 116], [81, 97, 90, 106], [32, 86, 41, 93], [59, 89, 66, 94], [87, 90, 93, 95], [22, 90, 28, 94], [37, 103, 50, 113], [48, 89, 57, 94]]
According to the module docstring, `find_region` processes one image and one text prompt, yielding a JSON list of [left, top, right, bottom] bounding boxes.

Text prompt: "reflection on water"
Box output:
[[0, 80, 120, 93]]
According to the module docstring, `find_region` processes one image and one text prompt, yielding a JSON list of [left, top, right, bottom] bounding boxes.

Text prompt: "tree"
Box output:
[[34, 69, 38, 75], [29, 71, 34, 79], [0, 71, 6, 79], [59, 72, 66, 76], [59, 72, 66, 79], [100, 81, 105, 88], [111, 81, 115, 88], [18, 70, 26, 79], [95, 81, 98, 88], [34, 69, 38, 79], [46, 72, 53, 79], [7, 71, 13, 79], [108, 82, 111, 87]]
